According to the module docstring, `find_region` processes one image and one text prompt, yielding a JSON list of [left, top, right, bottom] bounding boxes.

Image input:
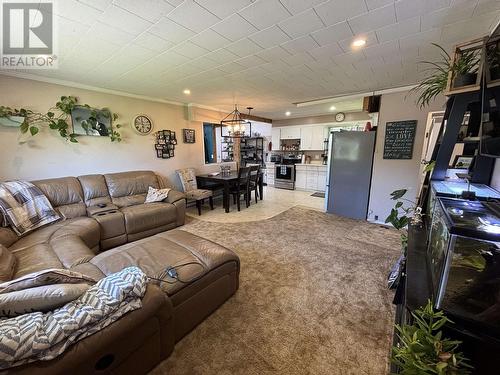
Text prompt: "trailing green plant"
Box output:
[[0, 96, 122, 143], [410, 43, 480, 108], [392, 300, 472, 374], [385, 189, 421, 250]]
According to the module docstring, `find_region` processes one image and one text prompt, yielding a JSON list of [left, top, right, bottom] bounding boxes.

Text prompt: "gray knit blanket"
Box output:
[[0, 267, 147, 369]]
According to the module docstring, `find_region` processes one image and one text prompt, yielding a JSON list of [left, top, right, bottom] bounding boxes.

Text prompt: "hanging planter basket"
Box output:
[[0, 116, 25, 127]]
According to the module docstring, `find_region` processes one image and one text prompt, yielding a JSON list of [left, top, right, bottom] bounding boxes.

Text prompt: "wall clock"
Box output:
[[335, 112, 346, 122], [133, 115, 153, 135]]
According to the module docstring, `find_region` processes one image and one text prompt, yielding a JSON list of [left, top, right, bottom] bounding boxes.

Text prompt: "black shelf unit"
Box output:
[[221, 137, 234, 163], [222, 136, 264, 166]]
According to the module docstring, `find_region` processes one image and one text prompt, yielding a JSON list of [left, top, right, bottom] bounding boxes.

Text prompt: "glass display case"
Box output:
[[428, 197, 500, 333], [427, 181, 500, 219]]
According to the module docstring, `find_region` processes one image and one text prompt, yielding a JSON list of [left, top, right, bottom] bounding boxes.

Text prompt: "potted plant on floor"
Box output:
[[392, 300, 472, 374], [411, 43, 480, 108]]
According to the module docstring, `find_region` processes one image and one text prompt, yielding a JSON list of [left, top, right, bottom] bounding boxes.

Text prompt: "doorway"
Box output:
[[203, 123, 218, 164]]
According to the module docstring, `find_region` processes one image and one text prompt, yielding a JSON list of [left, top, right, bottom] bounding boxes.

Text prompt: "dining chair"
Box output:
[[176, 168, 214, 215], [248, 165, 261, 204], [229, 166, 251, 211]]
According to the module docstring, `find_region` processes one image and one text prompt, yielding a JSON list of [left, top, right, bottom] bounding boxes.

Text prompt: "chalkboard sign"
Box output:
[[383, 120, 417, 159]]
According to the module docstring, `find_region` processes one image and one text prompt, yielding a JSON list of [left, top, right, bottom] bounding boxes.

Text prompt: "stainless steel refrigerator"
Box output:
[[325, 131, 376, 220]]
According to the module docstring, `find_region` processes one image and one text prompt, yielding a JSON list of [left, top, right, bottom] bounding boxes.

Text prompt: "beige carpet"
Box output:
[[151, 206, 401, 375]]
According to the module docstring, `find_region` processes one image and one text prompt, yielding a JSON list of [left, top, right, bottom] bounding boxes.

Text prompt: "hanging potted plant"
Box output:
[[411, 43, 480, 108], [0, 106, 28, 128]]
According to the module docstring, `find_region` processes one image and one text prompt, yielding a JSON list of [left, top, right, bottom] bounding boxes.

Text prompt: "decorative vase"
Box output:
[[0, 116, 25, 127]]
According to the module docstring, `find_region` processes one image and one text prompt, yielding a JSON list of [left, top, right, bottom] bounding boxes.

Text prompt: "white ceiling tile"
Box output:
[[190, 29, 231, 50], [472, 0, 500, 17], [149, 50, 191, 68], [211, 13, 258, 42], [395, 0, 451, 21], [87, 22, 135, 45], [132, 32, 174, 52], [218, 62, 247, 73], [98, 5, 153, 34], [441, 12, 500, 44], [338, 31, 378, 53], [421, 2, 475, 31], [149, 17, 195, 43], [226, 38, 264, 58], [315, 0, 367, 26], [280, 52, 316, 67], [194, 0, 253, 19], [279, 9, 324, 38], [280, 0, 326, 15], [366, 0, 394, 11], [238, 0, 290, 30], [113, 0, 175, 22], [188, 56, 221, 70], [168, 0, 220, 33], [172, 41, 210, 58], [363, 40, 399, 58], [399, 29, 442, 51], [308, 43, 343, 60], [311, 21, 353, 46], [375, 16, 420, 43], [76, 0, 112, 11], [205, 48, 240, 64], [256, 46, 292, 61], [347, 4, 396, 34], [166, 0, 185, 7], [54, 0, 104, 25], [235, 55, 268, 68], [281, 35, 319, 54], [249, 26, 291, 48]]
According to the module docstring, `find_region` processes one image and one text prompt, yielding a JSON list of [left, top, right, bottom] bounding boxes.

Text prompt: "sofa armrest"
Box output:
[[0, 227, 18, 248], [6, 284, 175, 375], [165, 190, 185, 204]]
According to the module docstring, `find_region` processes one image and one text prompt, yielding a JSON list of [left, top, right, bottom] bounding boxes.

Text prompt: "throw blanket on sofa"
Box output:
[[0, 180, 61, 236], [0, 266, 147, 370]]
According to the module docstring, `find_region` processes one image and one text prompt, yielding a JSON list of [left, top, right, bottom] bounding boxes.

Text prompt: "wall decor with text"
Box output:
[[155, 130, 177, 159], [383, 120, 417, 160]]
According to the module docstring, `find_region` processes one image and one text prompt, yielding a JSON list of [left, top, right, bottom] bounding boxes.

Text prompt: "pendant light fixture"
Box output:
[[220, 105, 252, 138]]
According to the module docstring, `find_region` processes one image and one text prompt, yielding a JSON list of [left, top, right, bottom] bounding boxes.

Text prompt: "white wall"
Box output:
[[367, 90, 446, 223], [0, 75, 210, 190]]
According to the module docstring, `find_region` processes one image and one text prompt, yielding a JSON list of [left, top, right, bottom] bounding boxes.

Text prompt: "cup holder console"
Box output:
[[96, 210, 118, 216]]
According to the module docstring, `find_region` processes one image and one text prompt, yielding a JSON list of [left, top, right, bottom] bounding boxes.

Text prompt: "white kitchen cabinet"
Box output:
[[317, 170, 327, 191], [300, 127, 313, 150], [311, 126, 326, 150], [295, 166, 307, 190], [271, 128, 281, 151], [266, 163, 275, 186], [280, 126, 301, 140]]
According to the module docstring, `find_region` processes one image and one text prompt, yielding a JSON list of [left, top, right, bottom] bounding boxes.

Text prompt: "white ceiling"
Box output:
[[9, 0, 500, 119]]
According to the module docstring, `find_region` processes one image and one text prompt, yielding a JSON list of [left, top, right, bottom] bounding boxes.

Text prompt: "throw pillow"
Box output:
[[0, 245, 16, 282], [145, 186, 171, 203], [0, 268, 96, 294], [0, 283, 90, 318]]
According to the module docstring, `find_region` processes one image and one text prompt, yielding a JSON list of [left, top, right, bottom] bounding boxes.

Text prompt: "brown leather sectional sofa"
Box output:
[[0, 171, 240, 374]]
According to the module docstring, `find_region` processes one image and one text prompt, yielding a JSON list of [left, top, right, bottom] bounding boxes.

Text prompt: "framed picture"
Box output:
[[169, 149, 174, 157], [183, 128, 195, 143], [162, 151, 170, 159], [156, 149, 163, 158], [453, 155, 474, 169], [71, 106, 112, 137]]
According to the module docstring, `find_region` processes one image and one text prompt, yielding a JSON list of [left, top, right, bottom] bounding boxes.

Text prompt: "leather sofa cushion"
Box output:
[[0, 245, 16, 282], [90, 229, 239, 297], [121, 203, 176, 235], [11, 243, 64, 278], [0, 227, 17, 248], [32, 177, 86, 218], [105, 171, 159, 208], [78, 174, 112, 207]]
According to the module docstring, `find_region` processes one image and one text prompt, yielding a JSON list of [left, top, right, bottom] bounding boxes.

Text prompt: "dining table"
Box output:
[[196, 170, 263, 213]]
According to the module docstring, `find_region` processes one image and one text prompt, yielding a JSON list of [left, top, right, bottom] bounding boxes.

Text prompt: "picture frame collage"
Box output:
[[155, 130, 177, 159]]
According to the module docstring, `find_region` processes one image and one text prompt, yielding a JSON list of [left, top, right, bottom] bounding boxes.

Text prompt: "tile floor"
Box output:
[[185, 186, 325, 223]]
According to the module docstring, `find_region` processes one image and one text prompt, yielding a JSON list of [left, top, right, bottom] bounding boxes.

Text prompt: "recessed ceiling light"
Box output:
[[183, 89, 191, 95], [329, 105, 336, 111], [285, 111, 291, 116], [352, 38, 366, 48]]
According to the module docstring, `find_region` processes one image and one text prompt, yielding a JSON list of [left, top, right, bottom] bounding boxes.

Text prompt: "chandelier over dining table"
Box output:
[[220, 105, 252, 138]]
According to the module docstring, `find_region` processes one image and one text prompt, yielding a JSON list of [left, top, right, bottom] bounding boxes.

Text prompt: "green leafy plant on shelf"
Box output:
[[385, 189, 422, 251], [410, 43, 480, 108], [0, 96, 122, 143], [392, 300, 472, 375]]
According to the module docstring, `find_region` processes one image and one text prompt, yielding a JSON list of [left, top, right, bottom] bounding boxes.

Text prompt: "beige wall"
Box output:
[[0, 75, 210, 190], [367, 91, 446, 222], [273, 111, 371, 127]]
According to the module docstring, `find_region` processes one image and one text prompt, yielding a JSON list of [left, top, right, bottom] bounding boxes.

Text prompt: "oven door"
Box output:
[[275, 165, 293, 181]]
